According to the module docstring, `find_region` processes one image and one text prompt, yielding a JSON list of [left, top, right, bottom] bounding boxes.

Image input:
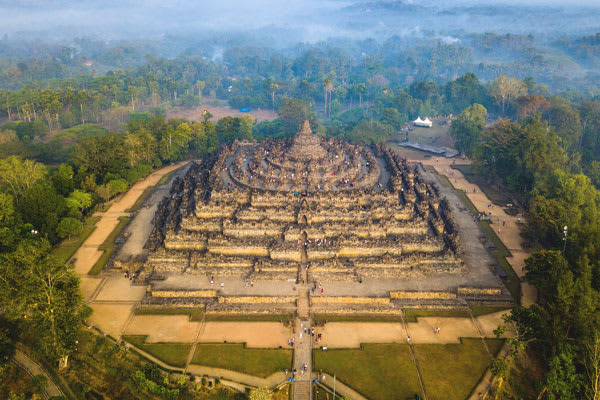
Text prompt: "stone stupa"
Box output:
[[287, 120, 327, 161]]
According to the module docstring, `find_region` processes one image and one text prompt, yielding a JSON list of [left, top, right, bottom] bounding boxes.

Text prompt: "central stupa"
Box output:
[[287, 120, 327, 161]]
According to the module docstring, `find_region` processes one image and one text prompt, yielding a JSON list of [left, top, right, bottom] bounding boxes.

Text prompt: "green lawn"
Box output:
[[135, 307, 205, 321], [452, 165, 512, 206], [470, 305, 511, 317], [88, 216, 131, 275], [125, 186, 154, 212], [314, 343, 421, 400], [191, 343, 292, 378], [122, 335, 192, 368], [407, 124, 452, 146], [51, 216, 100, 265], [205, 314, 295, 325], [404, 309, 470, 323], [414, 338, 504, 400], [312, 314, 404, 326]]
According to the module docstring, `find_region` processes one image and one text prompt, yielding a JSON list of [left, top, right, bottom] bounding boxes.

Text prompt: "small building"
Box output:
[[413, 117, 433, 128]]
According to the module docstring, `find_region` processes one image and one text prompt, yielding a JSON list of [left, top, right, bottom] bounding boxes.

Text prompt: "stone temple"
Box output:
[[139, 120, 511, 316]]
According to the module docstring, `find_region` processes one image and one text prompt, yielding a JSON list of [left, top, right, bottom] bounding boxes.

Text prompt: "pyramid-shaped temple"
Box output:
[[139, 121, 510, 315]]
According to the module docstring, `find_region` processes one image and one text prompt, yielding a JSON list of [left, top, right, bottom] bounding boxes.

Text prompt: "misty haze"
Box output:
[[1, 2, 600, 400]]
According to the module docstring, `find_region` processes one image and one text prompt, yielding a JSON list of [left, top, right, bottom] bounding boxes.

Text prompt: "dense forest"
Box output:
[[2, 13, 600, 398]]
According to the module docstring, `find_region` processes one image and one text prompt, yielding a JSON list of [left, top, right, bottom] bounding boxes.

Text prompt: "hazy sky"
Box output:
[[1, 0, 599, 41]]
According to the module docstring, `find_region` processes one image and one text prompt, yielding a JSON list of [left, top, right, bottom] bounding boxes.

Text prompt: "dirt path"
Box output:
[[413, 157, 536, 306], [74, 162, 187, 282], [123, 317, 292, 348], [315, 311, 512, 348], [13, 349, 64, 399]]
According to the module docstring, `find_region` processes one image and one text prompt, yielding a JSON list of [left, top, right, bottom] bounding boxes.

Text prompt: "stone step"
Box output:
[[293, 381, 311, 400]]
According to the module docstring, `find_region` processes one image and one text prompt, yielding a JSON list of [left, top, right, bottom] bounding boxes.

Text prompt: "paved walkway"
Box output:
[[413, 157, 536, 306], [13, 349, 64, 399], [293, 289, 313, 400], [74, 162, 187, 280], [76, 162, 188, 342]]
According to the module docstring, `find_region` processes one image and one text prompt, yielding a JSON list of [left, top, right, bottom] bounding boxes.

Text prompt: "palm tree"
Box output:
[[323, 77, 331, 117]]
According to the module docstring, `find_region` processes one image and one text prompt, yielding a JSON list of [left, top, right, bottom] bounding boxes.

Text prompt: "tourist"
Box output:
[[220, 282, 224, 288], [407, 336, 411, 343], [210, 277, 214, 285]]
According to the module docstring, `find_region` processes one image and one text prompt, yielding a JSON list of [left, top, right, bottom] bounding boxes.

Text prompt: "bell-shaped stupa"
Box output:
[[288, 120, 327, 161]]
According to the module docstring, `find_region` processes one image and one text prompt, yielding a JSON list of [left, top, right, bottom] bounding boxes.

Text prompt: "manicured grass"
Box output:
[[407, 124, 452, 146], [452, 165, 512, 206], [158, 172, 174, 185], [313, 343, 422, 400], [404, 309, 470, 323], [191, 343, 293, 378], [205, 314, 295, 325], [312, 314, 404, 326], [414, 338, 504, 400], [122, 335, 192, 368], [492, 250, 521, 303], [88, 247, 114, 276], [99, 216, 131, 251], [470, 305, 511, 317], [51, 216, 100, 265], [88, 216, 131, 276], [478, 220, 521, 302], [455, 189, 480, 214], [479, 221, 511, 255], [125, 186, 154, 212], [135, 307, 205, 322]]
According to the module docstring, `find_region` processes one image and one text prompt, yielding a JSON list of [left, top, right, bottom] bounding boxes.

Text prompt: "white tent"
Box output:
[[413, 116, 433, 128]]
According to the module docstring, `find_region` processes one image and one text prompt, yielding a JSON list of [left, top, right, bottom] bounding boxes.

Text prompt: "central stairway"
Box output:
[[294, 289, 312, 400]]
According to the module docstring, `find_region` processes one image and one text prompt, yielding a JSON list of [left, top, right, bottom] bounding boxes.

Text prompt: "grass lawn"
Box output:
[[122, 335, 192, 368], [135, 307, 205, 321], [414, 338, 504, 400], [452, 165, 512, 206], [314, 343, 421, 400], [387, 143, 432, 160], [312, 314, 404, 326], [205, 313, 295, 325], [125, 186, 154, 212], [404, 309, 470, 323], [407, 124, 452, 147], [88, 216, 131, 276], [191, 343, 292, 378], [470, 305, 511, 317], [51, 216, 100, 265]]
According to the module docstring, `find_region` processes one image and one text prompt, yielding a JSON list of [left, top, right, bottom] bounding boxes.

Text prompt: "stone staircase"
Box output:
[[293, 381, 312, 400], [294, 290, 312, 400], [298, 290, 310, 319]]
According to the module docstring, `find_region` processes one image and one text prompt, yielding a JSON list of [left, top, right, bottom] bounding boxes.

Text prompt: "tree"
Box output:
[[0, 193, 22, 253], [249, 387, 272, 400], [56, 217, 83, 239], [51, 163, 75, 196], [18, 182, 66, 243], [490, 75, 526, 115], [449, 103, 487, 155], [65, 190, 92, 214], [585, 333, 600, 400], [544, 345, 582, 400], [0, 156, 48, 199], [277, 99, 312, 135], [0, 327, 16, 375], [201, 109, 213, 122], [0, 239, 90, 368]]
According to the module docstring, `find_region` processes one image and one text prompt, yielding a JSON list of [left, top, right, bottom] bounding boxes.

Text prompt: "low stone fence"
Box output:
[[457, 287, 502, 296], [390, 291, 456, 300], [311, 297, 390, 305], [152, 290, 217, 298], [218, 296, 296, 304]]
